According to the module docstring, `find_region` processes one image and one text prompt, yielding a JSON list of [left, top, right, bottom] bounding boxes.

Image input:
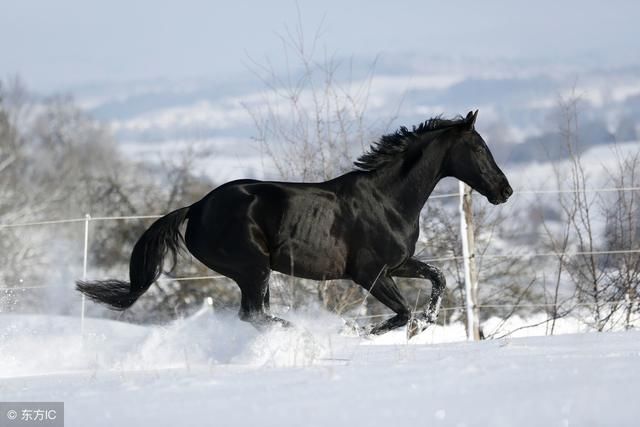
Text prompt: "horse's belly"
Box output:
[[268, 193, 348, 280], [271, 239, 348, 280]]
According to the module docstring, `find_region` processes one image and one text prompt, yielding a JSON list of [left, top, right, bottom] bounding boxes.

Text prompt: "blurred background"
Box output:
[[1, 0, 639, 336]]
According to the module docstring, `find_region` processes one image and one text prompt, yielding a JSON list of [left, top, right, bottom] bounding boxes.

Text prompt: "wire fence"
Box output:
[[1, 184, 639, 337]]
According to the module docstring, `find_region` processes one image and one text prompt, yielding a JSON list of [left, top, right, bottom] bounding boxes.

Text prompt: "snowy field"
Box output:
[[1, 309, 639, 427]]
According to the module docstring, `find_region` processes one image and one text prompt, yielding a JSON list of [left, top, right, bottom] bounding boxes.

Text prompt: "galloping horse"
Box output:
[[77, 110, 512, 337]]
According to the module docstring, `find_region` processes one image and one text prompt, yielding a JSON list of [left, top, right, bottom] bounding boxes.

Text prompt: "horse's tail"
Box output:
[[76, 206, 190, 310]]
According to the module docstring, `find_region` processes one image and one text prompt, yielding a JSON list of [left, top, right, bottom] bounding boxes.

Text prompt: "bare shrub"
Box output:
[[243, 16, 399, 318]]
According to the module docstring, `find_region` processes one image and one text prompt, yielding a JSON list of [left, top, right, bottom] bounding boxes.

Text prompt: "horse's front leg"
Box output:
[[351, 266, 412, 336], [391, 258, 446, 337]]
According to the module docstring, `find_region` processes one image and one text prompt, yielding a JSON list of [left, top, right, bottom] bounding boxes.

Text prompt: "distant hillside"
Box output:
[[55, 58, 640, 179]]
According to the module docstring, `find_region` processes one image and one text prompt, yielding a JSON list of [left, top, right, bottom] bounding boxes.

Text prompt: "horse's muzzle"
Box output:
[[489, 181, 513, 205]]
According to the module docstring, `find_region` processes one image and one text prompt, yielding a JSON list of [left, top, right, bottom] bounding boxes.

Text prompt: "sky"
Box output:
[[1, 0, 639, 92]]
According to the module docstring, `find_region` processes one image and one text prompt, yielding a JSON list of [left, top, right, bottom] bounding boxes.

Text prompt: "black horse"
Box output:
[[77, 110, 512, 337]]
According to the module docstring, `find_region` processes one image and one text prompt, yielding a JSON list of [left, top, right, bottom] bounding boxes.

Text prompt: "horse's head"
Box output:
[[445, 110, 512, 205]]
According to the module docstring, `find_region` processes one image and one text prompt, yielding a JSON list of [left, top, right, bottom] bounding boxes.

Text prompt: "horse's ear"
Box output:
[[464, 110, 478, 130]]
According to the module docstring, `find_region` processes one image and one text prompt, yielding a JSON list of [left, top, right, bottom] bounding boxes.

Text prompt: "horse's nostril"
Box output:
[[503, 186, 513, 198]]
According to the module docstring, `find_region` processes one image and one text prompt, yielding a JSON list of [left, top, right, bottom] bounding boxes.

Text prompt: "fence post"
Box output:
[[81, 213, 91, 334], [459, 182, 480, 341]]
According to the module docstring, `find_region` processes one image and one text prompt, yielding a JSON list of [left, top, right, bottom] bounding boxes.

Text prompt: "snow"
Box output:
[[1, 309, 639, 427]]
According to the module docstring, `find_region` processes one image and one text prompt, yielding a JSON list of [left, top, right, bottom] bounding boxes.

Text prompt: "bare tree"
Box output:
[[601, 146, 640, 329], [0, 78, 227, 320], [242, 15, 399, 318], [0, 79, 53, 308], [539, 90, 640, 332], [244, 14, 390, 183]]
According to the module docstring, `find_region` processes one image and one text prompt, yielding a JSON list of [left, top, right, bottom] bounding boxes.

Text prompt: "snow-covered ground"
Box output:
[[1, 310, 638, 427]]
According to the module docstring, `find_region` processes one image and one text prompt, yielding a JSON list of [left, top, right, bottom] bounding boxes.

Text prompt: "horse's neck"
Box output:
[[374, 139, 447, 220]]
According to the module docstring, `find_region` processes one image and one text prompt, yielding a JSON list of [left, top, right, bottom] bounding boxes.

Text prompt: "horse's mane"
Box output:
[[354, 115, 467, 171]]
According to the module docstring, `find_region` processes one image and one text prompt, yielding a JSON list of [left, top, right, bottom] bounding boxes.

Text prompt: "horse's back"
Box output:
[[187, 178, 350, 280]]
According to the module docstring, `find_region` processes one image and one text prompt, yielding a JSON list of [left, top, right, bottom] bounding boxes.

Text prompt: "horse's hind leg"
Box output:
[[184, 202, 290, 330], [234, 268, 291, 330]]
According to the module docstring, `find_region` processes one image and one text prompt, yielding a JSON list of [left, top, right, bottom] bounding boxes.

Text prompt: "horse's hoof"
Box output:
[[406, 316, 430, 340], [339, 319, 369, 337], [270, 316, 293, 328]]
